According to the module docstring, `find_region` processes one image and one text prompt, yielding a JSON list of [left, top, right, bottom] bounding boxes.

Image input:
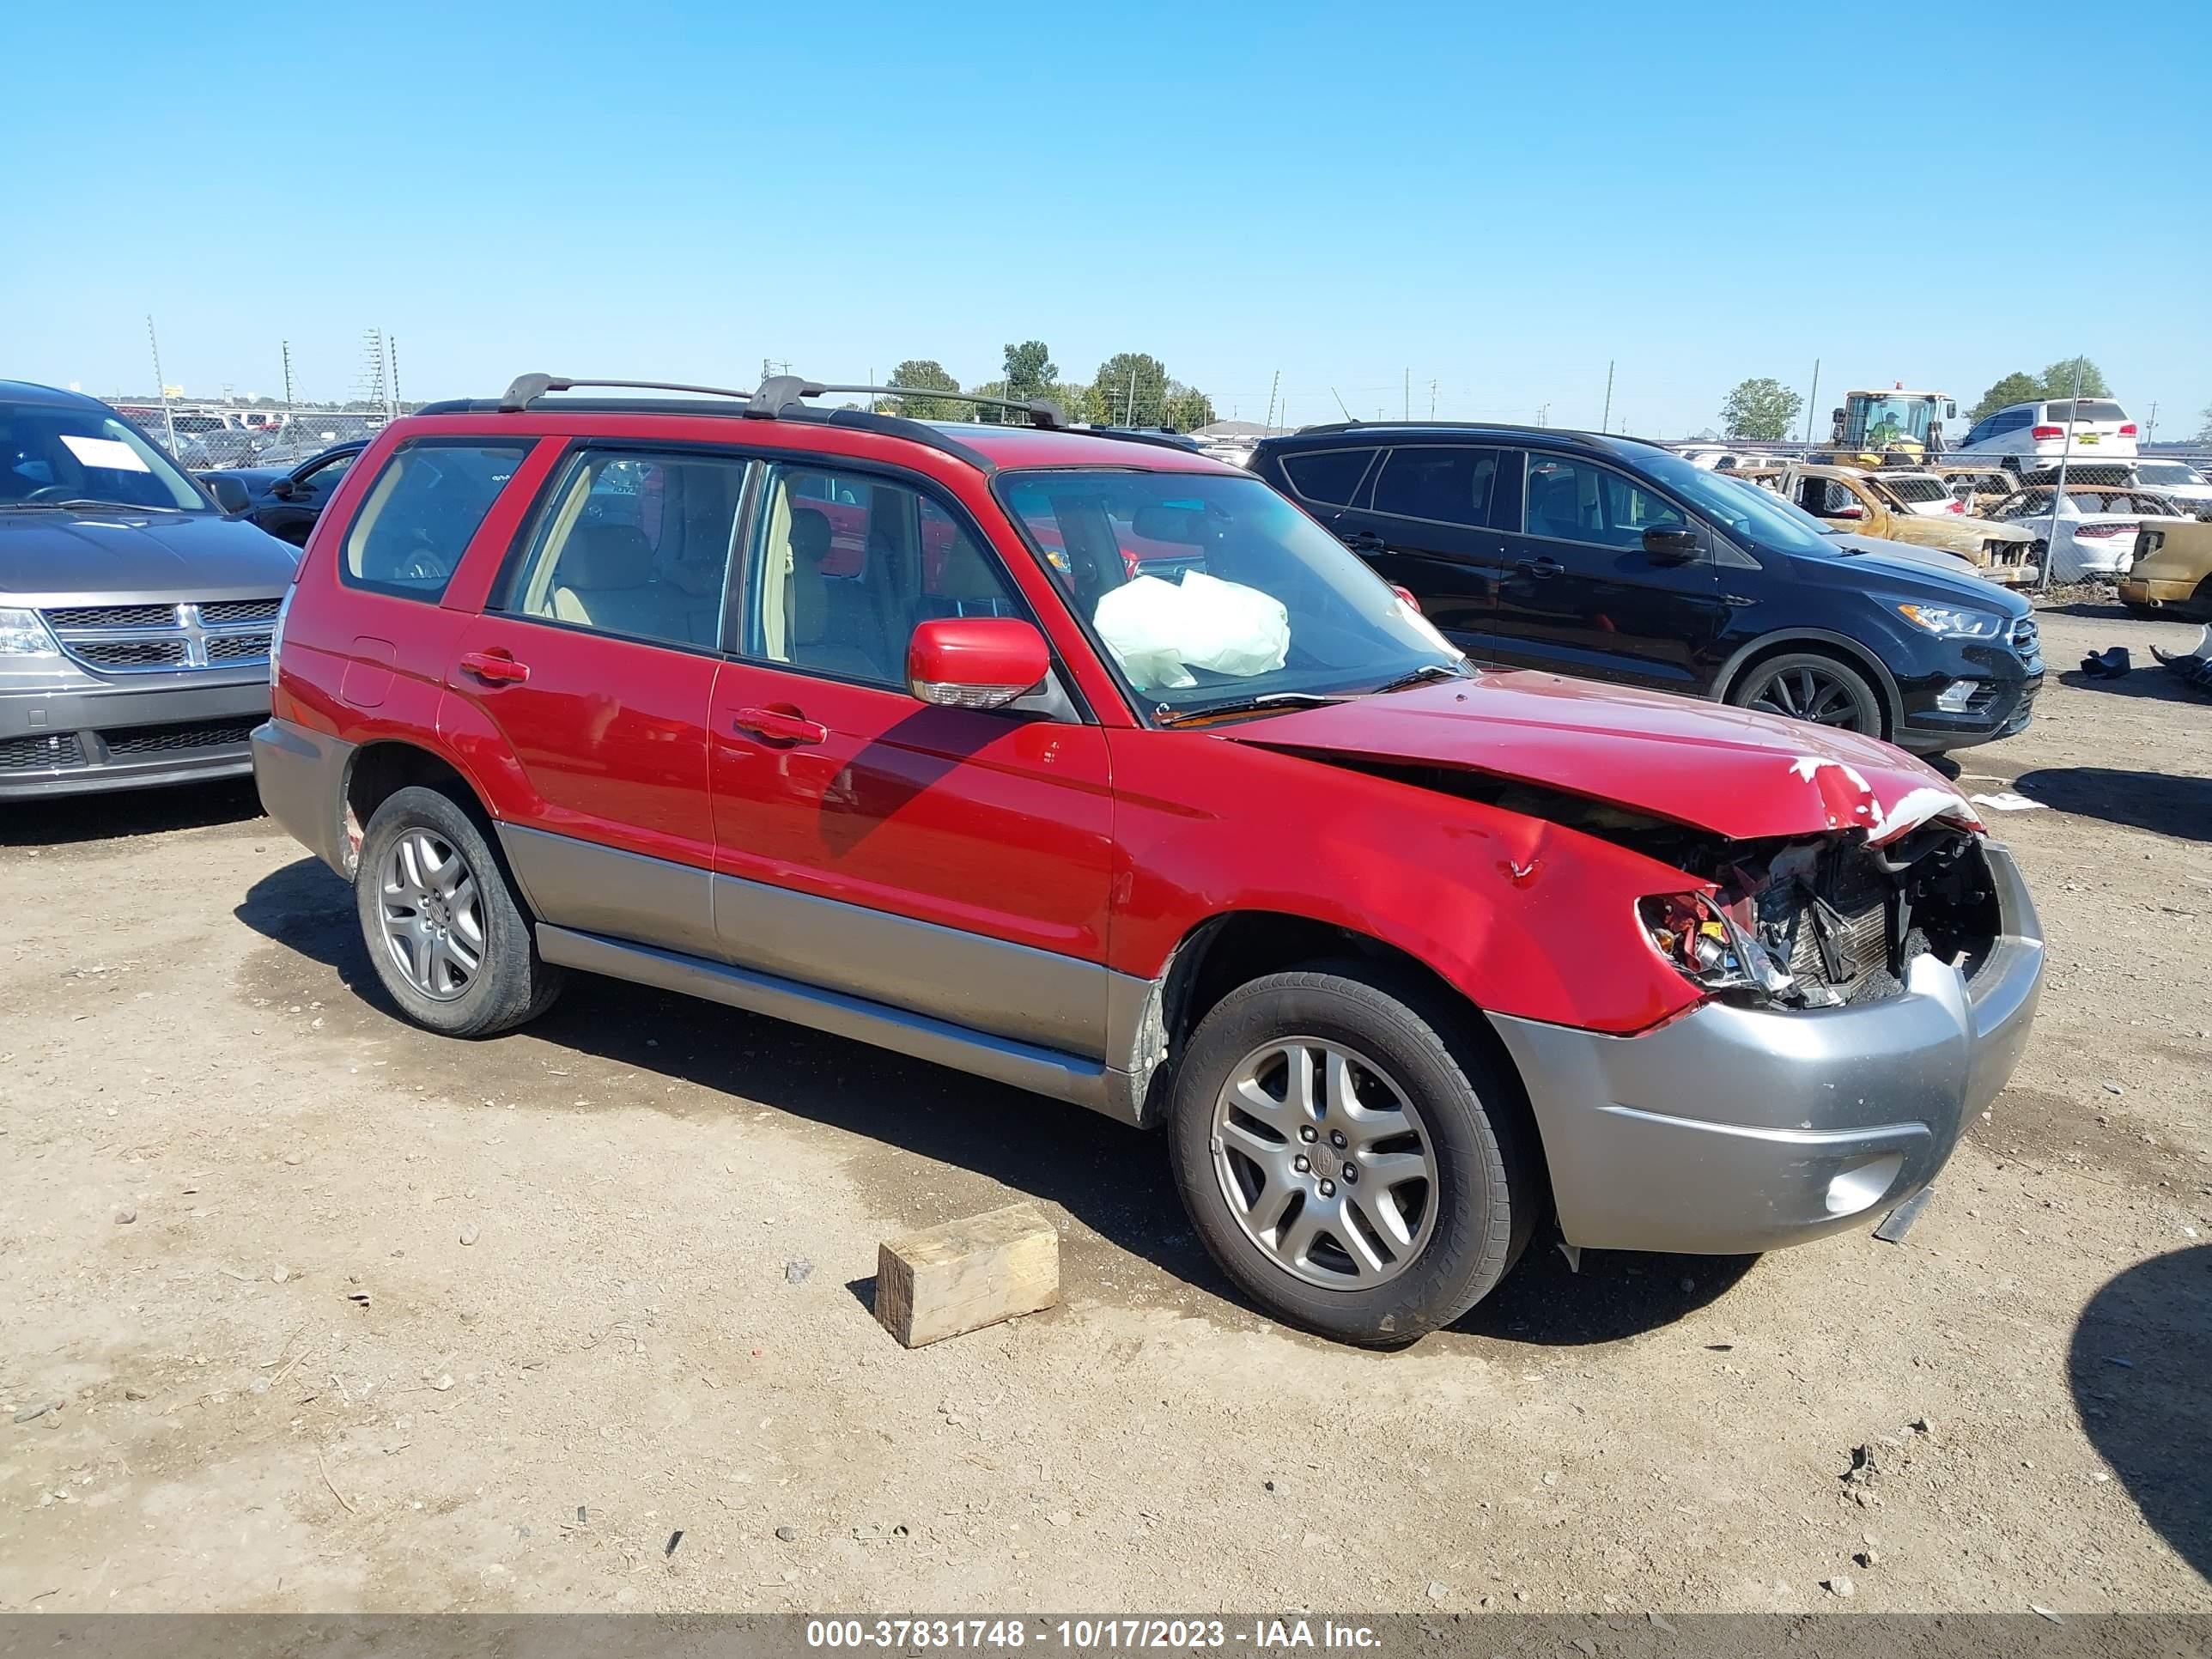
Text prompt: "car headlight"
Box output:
[[0, 606, 62, 657], [1897, 603, 2006, 640]]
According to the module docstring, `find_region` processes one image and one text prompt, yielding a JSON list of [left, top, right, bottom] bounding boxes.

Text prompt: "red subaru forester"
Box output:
[[252, 374, 2044, 1345]]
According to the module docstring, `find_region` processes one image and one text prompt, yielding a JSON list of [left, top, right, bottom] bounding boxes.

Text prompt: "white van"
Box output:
[[1952, 398, 2138, 470]]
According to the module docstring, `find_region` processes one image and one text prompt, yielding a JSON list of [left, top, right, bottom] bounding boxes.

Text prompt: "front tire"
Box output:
[[1169, 963, 1536, 1346], [355, 785, 562, 1036], [1728, 651, 1885, 736]]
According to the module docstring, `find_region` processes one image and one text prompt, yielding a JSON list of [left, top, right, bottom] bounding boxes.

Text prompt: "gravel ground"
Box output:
[[2, 594, 2207, 1616]]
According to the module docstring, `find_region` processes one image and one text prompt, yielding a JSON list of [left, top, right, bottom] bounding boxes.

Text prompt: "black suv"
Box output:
[[1250, 424, 2042, 752]]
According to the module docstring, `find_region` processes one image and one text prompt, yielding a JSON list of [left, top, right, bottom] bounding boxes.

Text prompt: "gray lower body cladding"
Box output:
[[1489, 842, 2043, 1254], [1, 676, 270, 799]]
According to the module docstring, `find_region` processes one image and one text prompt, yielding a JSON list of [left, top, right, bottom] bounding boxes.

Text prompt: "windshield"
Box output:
[[2138, 462, 2204, 488], [1628, 447, 1832, 556], [1848, 396, 1936, 447], [995, 470, 1461, 718], [0, 402, 206, 511]]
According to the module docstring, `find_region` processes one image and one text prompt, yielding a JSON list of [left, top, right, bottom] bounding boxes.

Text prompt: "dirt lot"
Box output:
[[3, 597, 2208, 1617]]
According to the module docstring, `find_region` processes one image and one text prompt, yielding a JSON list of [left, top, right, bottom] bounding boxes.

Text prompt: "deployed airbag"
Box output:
[[1094, 571, 1290, 691]]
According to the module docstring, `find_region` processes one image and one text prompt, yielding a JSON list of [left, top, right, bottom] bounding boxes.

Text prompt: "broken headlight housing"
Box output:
[[1640, 890, 1844, 1009]]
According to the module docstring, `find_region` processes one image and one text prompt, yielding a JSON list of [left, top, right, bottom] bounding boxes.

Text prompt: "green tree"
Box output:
[[1003, 340, 1056, 403], [1163, 384, 1216, 432], [1719, 377, 1802, 441], [1050, 381, 1097, 425], [2197, 404, 2212, 444], [2038, 357, 2111, 399], [1091, 352, 1170, 426], [883, 358, 963, 420], [1969, 372, 2042, 422]]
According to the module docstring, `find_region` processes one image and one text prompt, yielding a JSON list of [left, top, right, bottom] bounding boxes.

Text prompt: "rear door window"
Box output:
[[1524, 455, 1686, 548], [1370, 446, 1511, 529], [502, 448, 750, 649], [1279, 447, 1376, 507], [342, 440, 529, 601]]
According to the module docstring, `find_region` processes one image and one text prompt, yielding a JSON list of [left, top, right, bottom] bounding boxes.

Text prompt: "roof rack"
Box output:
[[498, 374, 753, 412]]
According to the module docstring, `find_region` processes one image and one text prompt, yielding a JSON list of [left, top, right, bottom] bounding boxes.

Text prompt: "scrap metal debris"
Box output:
[[2078, 646, 2132, 679], [1874, 1186, 1936, 1243], [2152, 624, 2212, 697]]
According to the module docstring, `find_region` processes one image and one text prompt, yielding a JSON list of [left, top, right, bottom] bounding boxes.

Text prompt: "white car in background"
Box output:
[[1952, 398, 2139, 470], [2131, 459, 2212, 513], [1990, 484, 2180, 580], [1873, 470, 1966, 517]]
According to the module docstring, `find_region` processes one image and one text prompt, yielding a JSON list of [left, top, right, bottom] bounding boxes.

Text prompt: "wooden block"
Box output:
[[874, 1202, 1059, 1348]]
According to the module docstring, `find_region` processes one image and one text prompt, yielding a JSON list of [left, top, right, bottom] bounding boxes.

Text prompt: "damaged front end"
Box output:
[[1642, 817, 1999, 1011]]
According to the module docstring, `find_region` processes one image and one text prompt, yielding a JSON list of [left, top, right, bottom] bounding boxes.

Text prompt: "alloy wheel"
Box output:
[[1209, 1036, 1438, 1290], [1745, 663, 1870, 729], [377, 828, 485, 1002]]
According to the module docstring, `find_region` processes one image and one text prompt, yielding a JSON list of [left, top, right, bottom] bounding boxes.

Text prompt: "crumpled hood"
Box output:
[[0, 507, 298, 604], [1224, 672, 1980, 844]]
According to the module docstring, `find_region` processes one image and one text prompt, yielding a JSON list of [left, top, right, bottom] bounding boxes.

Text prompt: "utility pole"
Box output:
[[387, 337, 400, 416], [1429, 379, 1437, 419], [1263, 369, 1280, 432], [2039, 356, 2085, 594], [1601, 360, 1615, 434], [146, 316, 178, 458], [1124, 367, 1139, 426], [2146, 400, 2159, 444], [1403, 368, 1410, 421], [1536, 403, 1550, 428], [1802, 357, 1821, 455], [281, 340, 295, 421]]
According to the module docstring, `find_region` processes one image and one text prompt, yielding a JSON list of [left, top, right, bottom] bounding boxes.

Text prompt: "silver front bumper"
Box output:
[[1490, 842, 2044, 1255]]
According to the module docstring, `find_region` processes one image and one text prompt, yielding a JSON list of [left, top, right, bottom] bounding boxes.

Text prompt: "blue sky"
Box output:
[[6, 2, 2208, 437]]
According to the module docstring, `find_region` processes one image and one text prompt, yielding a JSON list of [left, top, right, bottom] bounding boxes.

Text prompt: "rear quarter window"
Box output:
[[341, 440, 531, 601], [1279, 447, 1375, 507]]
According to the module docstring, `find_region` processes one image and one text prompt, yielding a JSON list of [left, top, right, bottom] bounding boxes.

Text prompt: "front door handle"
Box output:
[[732, 706, 829, 746], [1512, 556, 1564, 580], [459, 649, 529, 684], [1340, 529, 1385, 552]]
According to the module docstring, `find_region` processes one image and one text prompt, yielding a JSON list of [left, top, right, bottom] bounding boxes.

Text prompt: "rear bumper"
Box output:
[[0, 676, 270, 799], [1490, 842, 2043, 1255], [2118, 575, 2200, 608], [251, 717, 356, 875]]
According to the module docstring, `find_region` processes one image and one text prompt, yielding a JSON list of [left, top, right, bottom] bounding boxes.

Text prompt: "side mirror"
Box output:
[[270, 477, 302, 501], [1643, 525, 1702, 562], [207, 476, 252, 515], [907, 617, 1049, 710]]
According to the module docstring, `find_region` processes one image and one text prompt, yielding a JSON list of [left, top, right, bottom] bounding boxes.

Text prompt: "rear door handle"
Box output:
[[1512, 556, 1564, 580], [732, 706, 829, 746], [459, 649, 529, 684]]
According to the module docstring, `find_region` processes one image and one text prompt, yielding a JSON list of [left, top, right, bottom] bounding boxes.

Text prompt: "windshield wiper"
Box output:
[[1367, 661, 1469, 695], [1155, 691, 1346, 727], [0, 498, 184, 514]]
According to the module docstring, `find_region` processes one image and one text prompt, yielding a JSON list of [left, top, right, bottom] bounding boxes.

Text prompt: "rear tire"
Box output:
[[1168, 962, 1537, 1346], [355, 785, 562, 1037], [1728, 651, 1885, 736]]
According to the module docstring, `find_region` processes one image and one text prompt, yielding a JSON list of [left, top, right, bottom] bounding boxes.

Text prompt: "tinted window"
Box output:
[[343, 441, 527, 600], [297, 448, 355, 499], [1992, 410, 2035, 434], [504, 449, 747, 648], [743, 465, 1029, 689], [1371, 446, 1505, 528], [1279, 447, 1373, 507], [2045, 400, 2127, 422], [1524, 455, 1685, 548]]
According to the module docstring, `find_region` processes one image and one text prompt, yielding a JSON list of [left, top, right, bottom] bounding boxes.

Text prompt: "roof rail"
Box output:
[[498, 373, 752, 413], [747, 377, 1067, 429]]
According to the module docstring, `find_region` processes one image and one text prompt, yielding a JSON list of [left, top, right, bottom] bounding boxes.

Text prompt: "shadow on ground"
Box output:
[[2070, 1244, 2212, 1582], [2056, 664, 2211, 705], [2010, 766, 2212, 843], [234, 856, 1747, 1349], [0, 778, 263, 847]]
